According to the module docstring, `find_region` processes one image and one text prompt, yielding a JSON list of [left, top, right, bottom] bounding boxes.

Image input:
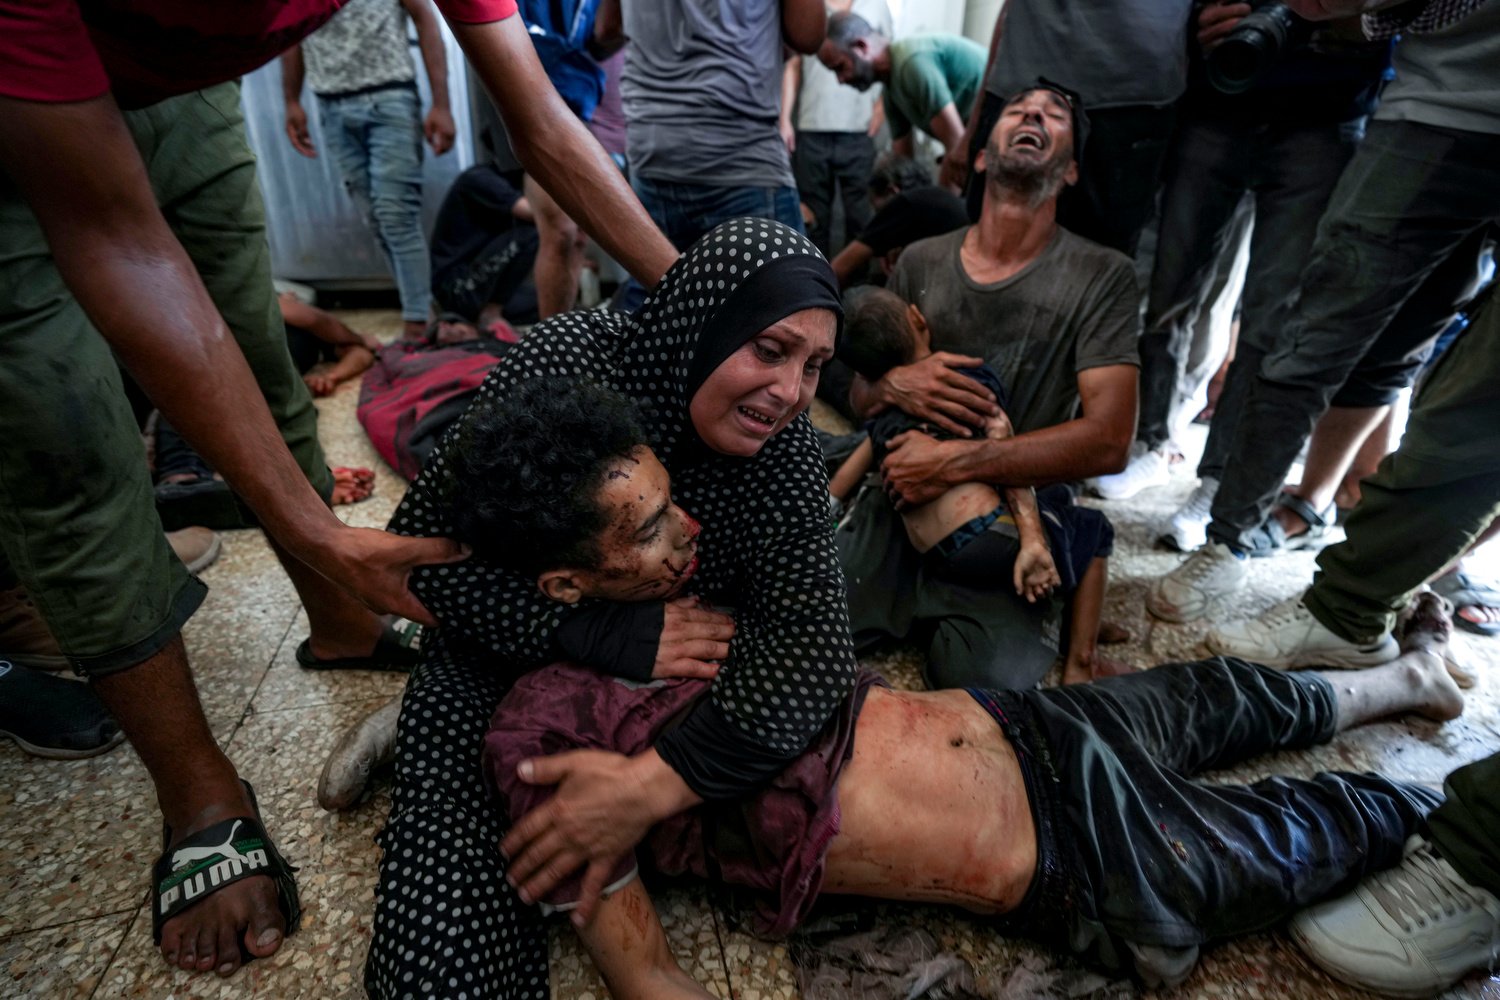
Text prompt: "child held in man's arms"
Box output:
[[446, 375, 1465, 1000], [832, 287, 1121, 684]]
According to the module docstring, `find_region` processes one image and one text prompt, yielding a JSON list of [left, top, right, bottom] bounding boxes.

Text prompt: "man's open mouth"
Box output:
[[1010, 128, 1047, 151]]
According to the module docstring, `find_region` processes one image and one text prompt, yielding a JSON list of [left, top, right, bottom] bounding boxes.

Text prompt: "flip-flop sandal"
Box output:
[[153, 780, 301, 954], [1275, 493, 1337, 552], [295, 617, 422, 673], [1431, 571, 1500, 637], [154, 475, 248, 532]]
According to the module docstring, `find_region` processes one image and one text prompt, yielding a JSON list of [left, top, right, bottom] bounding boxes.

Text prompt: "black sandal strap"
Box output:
[[1275, 492, 1331, 529], [152, 784, 301, 946]]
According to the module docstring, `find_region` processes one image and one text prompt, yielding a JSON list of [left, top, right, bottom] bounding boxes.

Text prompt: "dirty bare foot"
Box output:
[[158, 786, 287, 977], [330, 466, 375, 506], [1097, 620, 1131, 645], [1399, 591, 1476, 689], [1061, 652, 1133, 685]]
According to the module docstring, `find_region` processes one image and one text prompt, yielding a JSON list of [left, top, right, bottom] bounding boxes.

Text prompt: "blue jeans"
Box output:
[[615, 177, 804, 311], [318, 85, 432, 322]]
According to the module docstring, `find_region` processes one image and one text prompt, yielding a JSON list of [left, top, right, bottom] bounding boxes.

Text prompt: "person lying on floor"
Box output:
[[830, 287, 1123, 684], [457, 375, 1467, 997]]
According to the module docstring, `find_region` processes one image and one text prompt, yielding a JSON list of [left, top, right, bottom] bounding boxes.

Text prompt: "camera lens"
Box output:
[[1206, 2, 1309, 95]]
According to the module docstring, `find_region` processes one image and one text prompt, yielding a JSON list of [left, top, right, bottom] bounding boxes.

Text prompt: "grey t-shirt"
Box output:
[[888, 227, 1140, 433], [1375, 0, 1500, 135], [302, 0, 415, 96], [795, 0, 892, 133], [623, 0, 794, 187], [985, 0, 1192, 110]]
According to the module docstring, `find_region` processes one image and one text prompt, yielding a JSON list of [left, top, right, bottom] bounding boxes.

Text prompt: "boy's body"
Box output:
[[458, 376, 1468, 1000], [833, 287, 1116, 683]]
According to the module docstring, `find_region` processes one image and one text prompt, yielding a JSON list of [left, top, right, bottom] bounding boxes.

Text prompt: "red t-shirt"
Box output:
[[0, 0, 517, 108]]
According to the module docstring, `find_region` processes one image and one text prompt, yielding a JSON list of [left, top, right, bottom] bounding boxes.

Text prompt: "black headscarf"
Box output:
[[391, 217, 857, 788]]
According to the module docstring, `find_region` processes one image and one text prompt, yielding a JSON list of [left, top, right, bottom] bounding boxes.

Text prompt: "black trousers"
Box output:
[[974, 658, 1440, 985], [792, 130, 876, 256]]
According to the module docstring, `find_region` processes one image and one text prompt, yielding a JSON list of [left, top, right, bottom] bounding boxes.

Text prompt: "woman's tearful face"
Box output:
[[689, 308, 837, 457]]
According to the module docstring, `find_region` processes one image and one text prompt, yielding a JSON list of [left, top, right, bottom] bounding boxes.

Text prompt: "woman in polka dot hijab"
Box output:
[[367, 218, 859, 998]]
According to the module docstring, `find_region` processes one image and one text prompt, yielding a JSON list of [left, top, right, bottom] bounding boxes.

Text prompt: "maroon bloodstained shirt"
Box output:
[[0, 0, 516, 108]]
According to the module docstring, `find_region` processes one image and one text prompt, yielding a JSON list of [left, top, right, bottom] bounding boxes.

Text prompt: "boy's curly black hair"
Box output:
[[838, 285, 918, 381], [446, 376, 651, 577]]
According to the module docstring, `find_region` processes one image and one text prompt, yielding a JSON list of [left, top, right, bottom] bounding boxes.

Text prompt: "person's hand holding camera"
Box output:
[[1198, 1, 1254, 50]]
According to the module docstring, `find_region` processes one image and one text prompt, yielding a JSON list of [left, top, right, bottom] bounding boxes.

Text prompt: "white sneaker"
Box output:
[[1146, 541, 1247, 623], [1206, 598, 1399, 669], [1090, 442, 1172, 500], [1158, 476, 1218, 552], [1291, 836, 1500, 998]]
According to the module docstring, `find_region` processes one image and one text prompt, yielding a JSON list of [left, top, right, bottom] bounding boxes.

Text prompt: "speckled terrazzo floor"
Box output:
[[2, 308, 1498, 1000]]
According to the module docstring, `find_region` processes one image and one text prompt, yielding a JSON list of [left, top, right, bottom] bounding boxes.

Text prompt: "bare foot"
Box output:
[[1389, 595, 1465, 719], [402, 319, 427, 341], [1097, 620, 1131, 645], [1398, 591, 1476, 689], [330, 466, 375, 506], [158, 788, 287, 977], [1061, 653, 1133, 685]]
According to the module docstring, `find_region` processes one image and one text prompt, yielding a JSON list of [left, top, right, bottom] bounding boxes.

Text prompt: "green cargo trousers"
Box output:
[[1302, 287, 1500, 644], [0, 83, 332, 677], [1430, 751, 1500, 897]]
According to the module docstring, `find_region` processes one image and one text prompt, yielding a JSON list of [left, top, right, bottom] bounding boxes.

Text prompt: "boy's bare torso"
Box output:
[[823, 687, 1037, 914], [901, 482, 1005, 554]]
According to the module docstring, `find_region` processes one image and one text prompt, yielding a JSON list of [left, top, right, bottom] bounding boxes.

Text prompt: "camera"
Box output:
[[1206, 1, 1313, 95]]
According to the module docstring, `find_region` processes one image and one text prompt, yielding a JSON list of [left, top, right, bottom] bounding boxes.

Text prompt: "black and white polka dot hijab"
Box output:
[[392, 217, 858, 757]]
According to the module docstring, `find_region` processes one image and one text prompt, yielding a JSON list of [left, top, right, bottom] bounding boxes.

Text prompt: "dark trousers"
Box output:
[[432, 226, 539, 323], [1209, 119, 1500, 550], [792, 131, 876, 256], [1430, 751, 1500, 898], [965, 93, 1175, 256], [1138, 115, 1360, 456], [1303, 288, 1500, 640], [978, 658, 1440, 983]]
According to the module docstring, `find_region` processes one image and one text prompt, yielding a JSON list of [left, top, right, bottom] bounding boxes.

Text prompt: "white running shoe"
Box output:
[[1090, 442, 1171, 500], [1206, 597, 1398, 669], [1146, 541, 1247, 623], [1158, 476, 1218, 552], [1291, 836, 1500, 998]]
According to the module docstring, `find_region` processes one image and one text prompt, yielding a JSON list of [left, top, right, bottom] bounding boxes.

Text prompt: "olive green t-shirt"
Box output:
[[882, 34, 986, 141], [888, 227, 1140, 434]]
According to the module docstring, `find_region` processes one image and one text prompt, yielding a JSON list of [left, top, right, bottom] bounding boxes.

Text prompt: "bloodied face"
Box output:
[[540, 445, 702, 603], [688, 308, 838, 458]]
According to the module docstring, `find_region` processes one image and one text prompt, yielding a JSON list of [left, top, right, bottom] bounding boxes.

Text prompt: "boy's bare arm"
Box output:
[[988, 415, 1060, 601], [575, 879, 717, 1000], [829, 437, 874, 502]]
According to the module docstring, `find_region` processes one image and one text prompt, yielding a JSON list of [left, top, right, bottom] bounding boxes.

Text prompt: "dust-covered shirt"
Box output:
[[888, 226, 1139, 433]]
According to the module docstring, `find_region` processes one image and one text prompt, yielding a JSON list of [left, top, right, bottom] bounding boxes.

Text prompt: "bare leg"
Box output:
[[525, 173, 584, 319], [1275, 404, 1389, 537], [92, 637, 285, 976], [1061, 557, 1130, 685], [574, 879, 716, 1000], [266, 532, 384, 660], [1323, 603, 1464, 730], [1334, 395, 1405, 510]]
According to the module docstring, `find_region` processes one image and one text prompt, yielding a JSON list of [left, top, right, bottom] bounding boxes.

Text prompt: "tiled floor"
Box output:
[[3, 309, 1499, 1000]]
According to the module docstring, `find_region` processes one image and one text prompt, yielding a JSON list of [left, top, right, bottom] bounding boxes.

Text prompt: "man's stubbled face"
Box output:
[[984, 88, 1077, 201]]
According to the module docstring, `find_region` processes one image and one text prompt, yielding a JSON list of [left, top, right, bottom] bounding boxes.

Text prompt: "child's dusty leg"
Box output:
[[573, 878, 717, 1000], [1062, 557, 1127, 684]]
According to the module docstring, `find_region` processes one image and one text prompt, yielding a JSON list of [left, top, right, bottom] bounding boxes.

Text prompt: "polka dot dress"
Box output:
[[365, 219, 859, 998]]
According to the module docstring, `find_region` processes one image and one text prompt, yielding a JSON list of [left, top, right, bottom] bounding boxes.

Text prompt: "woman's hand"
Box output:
[[501, 749, 699, 925], [654, 597, 734, 680], [1014, 543, 1060, 603]]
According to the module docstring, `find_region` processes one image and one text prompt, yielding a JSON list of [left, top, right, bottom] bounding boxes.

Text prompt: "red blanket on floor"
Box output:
[[357, 330, 516, 480]]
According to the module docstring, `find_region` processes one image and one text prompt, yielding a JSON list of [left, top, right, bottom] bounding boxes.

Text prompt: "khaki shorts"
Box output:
[[0, 83, 332, 677]]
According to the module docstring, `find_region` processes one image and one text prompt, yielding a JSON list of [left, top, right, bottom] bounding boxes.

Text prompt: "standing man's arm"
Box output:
[[280, 46, 318, 157], [780, 56, 800, 152], [946, 5, 1006, 191], [881, 364, 1139, 502], [401, 0, 457, 155], [451, 14, 677, 286], [780, 0, 828, 55], [593, 0, 627, 54], [926, 102, 966, 191], [0, 95, 465, 622]]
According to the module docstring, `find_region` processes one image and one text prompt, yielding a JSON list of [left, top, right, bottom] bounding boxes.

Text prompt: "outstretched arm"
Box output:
[[0, 93, 464, 623], [986, 414, 1058, 602], [450, 14, 677, 287], [401, 0, 456, 154]]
